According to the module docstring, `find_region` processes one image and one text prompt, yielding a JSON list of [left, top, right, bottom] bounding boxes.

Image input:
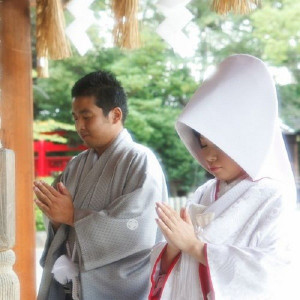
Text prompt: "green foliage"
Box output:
[[251, 0, 300, 65], [277, 84, 300, 128], [126, 98, 206, 193], [249, 0, 300, 127], [35, 206, 45, 231], [34, 119, 76, 143]]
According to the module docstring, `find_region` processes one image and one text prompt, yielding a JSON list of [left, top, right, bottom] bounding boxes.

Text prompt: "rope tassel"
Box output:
[[36, 0, 71, 77], [112, 0, 140, 49], [212, 0, 260, 14]]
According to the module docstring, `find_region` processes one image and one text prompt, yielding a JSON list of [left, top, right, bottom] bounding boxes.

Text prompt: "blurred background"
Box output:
[[1, 0, 300, 298]]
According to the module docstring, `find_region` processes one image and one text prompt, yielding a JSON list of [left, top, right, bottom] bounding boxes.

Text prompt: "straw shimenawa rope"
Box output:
[[112, 0, 140, 49], [212, 0, 261, 14], [36, 0, 71, 77]]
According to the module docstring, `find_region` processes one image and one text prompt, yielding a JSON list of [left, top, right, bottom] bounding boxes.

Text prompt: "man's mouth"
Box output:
[[80, 133, 89, 138]]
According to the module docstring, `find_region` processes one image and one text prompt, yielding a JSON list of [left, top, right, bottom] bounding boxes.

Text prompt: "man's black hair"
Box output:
[[71, 71, 128, 123]]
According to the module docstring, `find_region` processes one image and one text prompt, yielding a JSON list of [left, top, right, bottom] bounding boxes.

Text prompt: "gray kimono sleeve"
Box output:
[[73, 152, 168, 271]]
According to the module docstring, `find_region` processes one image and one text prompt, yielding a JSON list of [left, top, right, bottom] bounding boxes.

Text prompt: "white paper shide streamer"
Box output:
[[156, 0, 194, 57]]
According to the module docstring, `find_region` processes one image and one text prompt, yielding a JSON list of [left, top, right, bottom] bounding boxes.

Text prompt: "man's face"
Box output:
[[72, 96, 117, 155]]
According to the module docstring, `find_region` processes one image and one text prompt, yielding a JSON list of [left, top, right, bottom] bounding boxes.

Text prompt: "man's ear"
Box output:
[[111, 107, 122, 124]]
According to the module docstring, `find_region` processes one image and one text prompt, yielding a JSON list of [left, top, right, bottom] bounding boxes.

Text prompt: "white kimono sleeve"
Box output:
[[206, 196, 293, 300]]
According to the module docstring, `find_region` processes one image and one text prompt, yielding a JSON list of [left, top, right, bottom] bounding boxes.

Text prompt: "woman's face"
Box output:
[[199, 135, 245, 183]]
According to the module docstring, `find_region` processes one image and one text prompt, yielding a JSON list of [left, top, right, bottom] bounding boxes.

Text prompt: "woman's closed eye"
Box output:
[[199, 138, 208, 149], [200, 142, 207, 149]]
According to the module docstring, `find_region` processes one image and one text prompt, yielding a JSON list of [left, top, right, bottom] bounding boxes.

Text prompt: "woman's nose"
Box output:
[[205, 149, 217, 162]]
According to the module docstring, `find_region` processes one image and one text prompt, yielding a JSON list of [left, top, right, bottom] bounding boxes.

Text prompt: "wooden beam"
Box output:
[[0, 0, 36, 299]]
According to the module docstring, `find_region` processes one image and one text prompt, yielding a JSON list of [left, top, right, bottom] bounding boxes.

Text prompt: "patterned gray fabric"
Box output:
[[38, 129, 168, 300]]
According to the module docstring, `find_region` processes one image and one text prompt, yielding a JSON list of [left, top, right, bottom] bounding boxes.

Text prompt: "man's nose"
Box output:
[[75, 118, 85, 131]]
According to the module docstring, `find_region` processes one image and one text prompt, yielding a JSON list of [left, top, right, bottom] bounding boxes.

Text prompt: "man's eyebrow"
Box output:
[[72, 109, 92, 115]]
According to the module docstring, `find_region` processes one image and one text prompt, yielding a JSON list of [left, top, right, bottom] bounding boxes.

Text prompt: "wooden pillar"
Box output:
[[0, 0, 36, 299]]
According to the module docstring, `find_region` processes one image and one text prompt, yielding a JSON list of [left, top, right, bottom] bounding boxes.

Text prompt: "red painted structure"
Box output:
[[34, 131, 86, 177]]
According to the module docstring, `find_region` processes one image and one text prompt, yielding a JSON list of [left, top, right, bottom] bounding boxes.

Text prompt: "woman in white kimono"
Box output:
[[148, 54, 297, 300]]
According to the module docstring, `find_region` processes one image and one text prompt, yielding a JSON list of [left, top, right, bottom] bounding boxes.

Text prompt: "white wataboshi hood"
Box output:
[[176, 54, 296, 201]]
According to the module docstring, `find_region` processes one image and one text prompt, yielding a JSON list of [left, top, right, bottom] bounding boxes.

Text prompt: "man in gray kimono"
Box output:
[[34, 71, 168, 300]]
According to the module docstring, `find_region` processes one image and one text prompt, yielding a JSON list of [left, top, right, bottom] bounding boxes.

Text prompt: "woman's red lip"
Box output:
[[209, 167, 221, 172]]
